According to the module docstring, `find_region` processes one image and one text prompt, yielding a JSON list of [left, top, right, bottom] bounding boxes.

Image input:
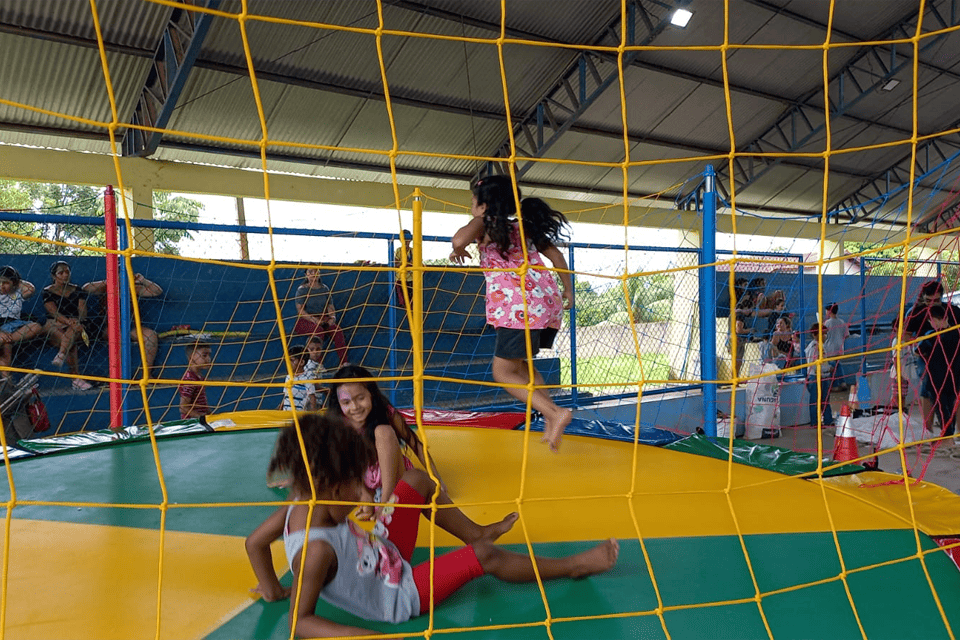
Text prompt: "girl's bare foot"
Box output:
[[569, 538, 620, 579], [541, 408, 573, 452], [474, 511, 519, 544]]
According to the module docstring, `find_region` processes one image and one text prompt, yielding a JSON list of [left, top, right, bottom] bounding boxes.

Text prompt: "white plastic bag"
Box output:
[[847, 411, 923, 451], [744, 363, 781, 439], [875, 412, 924, 451], [716, 418, 732, 438]]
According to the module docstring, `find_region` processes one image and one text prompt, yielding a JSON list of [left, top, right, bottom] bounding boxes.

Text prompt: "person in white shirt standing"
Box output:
[[823, 303, 850, 391]]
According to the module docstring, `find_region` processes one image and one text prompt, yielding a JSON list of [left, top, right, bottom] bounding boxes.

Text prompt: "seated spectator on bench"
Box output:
[[0, 266, 43, 378], [83, 273, 163, 376], [762, 290, 786, 337], [769, 315, 795, 369], [292, 267, 349, 366], [42, 260, 94, 390]]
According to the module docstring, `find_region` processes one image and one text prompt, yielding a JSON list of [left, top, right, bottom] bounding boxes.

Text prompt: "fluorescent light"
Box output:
[[881, 79, 900, 92], [671, 8, 693, 28]]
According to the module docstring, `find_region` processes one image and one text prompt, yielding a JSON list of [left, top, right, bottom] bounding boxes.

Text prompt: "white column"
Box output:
[[665, 229, 701, 381], [121, 180, 155, 252], [913, 245, 942, 279], [819, 239, 844, 275]]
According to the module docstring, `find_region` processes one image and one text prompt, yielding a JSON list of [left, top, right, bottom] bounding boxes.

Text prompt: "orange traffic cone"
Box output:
[[833, 403, 859, 462]]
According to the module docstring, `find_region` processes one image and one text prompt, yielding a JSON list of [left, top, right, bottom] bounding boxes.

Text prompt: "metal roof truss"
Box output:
[[479, 0, 683, 182], [120, 0, 221, 158], [723, 2, 960, 211]]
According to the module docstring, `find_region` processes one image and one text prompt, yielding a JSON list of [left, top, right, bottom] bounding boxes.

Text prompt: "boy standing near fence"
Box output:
[[304, 335, 329, 401], [805, 323, 835, 428], [280, 345, 317, 412], [304, 335, 326, 378], [179, 341, 212, 419]]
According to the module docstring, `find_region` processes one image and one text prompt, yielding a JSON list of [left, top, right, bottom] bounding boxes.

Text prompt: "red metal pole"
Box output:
[[104, 186, 122, 430]]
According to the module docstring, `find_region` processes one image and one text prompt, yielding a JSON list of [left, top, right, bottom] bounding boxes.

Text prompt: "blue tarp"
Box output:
[[521, 415, 684, 447]]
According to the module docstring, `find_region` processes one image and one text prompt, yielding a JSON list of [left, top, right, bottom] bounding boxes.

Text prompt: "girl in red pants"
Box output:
[[246, 414, 619, 638]]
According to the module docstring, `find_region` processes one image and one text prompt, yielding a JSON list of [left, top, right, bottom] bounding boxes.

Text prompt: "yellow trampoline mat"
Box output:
[[6, 420, 960, 640], [212, 412, 960, 540], [1, 518, 287, 640], [415, 427, 960, 545]]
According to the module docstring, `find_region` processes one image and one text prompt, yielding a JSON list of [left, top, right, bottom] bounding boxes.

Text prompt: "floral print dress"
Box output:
[[479, 222, 563, 330]]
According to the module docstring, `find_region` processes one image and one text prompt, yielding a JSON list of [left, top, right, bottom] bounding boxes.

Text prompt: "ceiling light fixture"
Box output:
[[671, 8, 693, 28], [881, 79, 900, 92]]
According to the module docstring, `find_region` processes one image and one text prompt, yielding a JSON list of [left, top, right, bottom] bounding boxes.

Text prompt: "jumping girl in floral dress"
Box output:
[[450, 175, 574, 451]]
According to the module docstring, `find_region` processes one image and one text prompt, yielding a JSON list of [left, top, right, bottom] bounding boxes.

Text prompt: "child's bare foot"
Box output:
[[475, 511, 519, 543], [541, 408, 573, 452], [569, 538, 619, 579]]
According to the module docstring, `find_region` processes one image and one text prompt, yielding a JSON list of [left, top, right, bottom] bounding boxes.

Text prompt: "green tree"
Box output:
[[567, 273, 676, 327], [151, 191, 203, 254], [0, 181, 202, 256], [845, 241, 960, 289], [0, 180, 63, 254], [569, 280, 608, 327], [845, 241, 910, 277], [23, 182, 105, 252], [628, 272, 674, 321], [0, 181, 31, 210]]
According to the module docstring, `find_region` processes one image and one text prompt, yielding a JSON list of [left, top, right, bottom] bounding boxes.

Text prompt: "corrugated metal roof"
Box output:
[[773, 0, 922, 41], [0, 0, 170, 48], [413, 0, 623, 45], [0, 32, 149, 129], [0, 0, 958, 227]]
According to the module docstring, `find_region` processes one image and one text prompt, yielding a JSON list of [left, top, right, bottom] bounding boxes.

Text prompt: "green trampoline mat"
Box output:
[[211, 531, 960, 640], [3, 429, 959, 639]]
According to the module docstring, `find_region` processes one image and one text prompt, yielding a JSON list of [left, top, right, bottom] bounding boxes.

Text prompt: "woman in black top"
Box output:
[[42, 261, 94, 390], [769, 315, 795, 368]]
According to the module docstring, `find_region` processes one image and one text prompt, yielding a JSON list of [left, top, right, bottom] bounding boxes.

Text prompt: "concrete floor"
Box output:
[[760, 391, 960, 495]]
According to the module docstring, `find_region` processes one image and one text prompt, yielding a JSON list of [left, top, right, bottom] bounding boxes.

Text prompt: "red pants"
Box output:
[[293, 317, 348, 365], [395, 280, 412, 310], [383, 481, 485, 615]]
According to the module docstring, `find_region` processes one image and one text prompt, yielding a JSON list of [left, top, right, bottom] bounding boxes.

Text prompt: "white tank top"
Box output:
[[282, 506, 420, 623]]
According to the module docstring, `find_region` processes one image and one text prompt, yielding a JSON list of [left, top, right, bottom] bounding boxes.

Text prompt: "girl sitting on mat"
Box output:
[[450, 175, 574, 451], [245, 414, 619, 637], [326, 364, 444, 519]]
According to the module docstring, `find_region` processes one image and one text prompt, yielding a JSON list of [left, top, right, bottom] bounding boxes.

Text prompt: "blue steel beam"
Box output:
[[719, 1, 960, 202], [478, 0, 684, 181], [120, 0, 221, 158], [829, 123, 960, 228]]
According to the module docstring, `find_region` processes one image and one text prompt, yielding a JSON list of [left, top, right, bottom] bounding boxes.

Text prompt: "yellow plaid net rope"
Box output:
[[0, 1, 958, 639]]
